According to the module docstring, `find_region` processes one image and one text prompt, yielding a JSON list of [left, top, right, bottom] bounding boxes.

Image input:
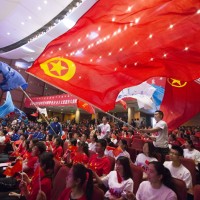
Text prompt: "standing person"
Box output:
[[139, 110, 169, 163], [97, 116, 110, 139], [48, 116, 62, 135]]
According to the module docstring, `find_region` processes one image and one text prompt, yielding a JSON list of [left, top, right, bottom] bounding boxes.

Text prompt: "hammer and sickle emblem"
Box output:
[[40, 57, 76, 81], [167, 78, 187, 88]]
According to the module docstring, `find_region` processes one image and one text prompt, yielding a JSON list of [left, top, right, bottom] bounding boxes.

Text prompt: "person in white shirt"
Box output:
[[0, 131, 5, 144], [110, 139, 130, 160], [135, 142, 158, 171], [184, 139, 200, 170], [88, 133, 98, 152], [126, 161, 177, 200], [164, 145, 193, 189], [93, 156, 134, 199], [97, 116, 110, 139], [139, 110, 169, 163]]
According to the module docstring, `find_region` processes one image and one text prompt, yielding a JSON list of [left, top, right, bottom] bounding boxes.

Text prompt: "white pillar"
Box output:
[[75, 108, 80, 123]]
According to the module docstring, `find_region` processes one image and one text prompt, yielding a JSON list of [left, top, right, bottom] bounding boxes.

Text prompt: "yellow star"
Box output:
[[50, 61, 67, 76]]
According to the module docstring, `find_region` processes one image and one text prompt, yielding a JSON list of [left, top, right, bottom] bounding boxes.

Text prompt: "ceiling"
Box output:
[[0, 0, 149, 115], [0, 0, 97, 62]]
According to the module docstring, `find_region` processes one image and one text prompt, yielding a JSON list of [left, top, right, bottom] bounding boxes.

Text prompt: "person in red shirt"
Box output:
[[23, 141, 46, 177], [66, 141, 89, 166], [9, 152, 54, 200], [88, 139, 111, 177], [58, 163, 93, 200], [52, 137, 63, 160]]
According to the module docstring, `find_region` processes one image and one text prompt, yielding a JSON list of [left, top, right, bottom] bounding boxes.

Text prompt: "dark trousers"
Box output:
[[154, 147, 169, 163]]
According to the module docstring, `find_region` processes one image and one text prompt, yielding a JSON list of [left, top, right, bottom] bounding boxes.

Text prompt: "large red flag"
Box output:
[[160, 79, 200, 130], [27, 0, 200, 111], [77, 99, 95, 114]]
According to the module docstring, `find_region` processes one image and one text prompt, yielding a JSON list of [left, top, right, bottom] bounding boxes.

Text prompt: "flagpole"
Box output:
[[25, 73, 135, 130], [19, 87, 58, 135]]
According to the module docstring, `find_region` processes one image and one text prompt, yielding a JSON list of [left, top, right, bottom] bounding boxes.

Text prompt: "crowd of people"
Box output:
[[0, 110, 199, 199]]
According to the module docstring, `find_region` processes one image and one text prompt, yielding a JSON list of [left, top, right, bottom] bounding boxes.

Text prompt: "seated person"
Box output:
[[88, 133, 98, 152], [164, 145, 192, 189], [110, 139, 130, 160], [9, 152, 55, 200], [94, 156, 133, 199], [23, 141, 46, 177], [183, 139, 200, 169], [135, 142, 157, 171], [64, 141, 89, 166], [51, 137, 63, 160], [37, 163, 94, 200], [126, 161, 177, 200], [88, 139, 111, 177]]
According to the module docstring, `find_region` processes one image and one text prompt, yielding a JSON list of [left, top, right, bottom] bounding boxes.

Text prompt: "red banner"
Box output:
[[160, 79, 200, 130], [24, 94, 77, 108], [27, 0, 200, 111]]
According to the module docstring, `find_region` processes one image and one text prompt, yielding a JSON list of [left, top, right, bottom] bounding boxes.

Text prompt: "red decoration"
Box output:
[[27, 0, 200, 111], [77, 99, 95, 114], [160, 79, 200, 130]]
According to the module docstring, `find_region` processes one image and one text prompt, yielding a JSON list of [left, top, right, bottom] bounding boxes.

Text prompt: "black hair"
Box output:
[[155, 110, 164, 119], [56, 137, 63, 147], [78, 141, 89, 156], [186, 139, 195, 149], [116, 156, 132, 180], [70, 138, 77, 146], [150, 161, 176, 192], [97, 139, 107, 150], [92, 134, 98, 142], [171, 145, 183, 157], [170, 134, 177, 141], [35, 141, 46, 155], [39, 152, 55, 176], [31, 138, 39, 145], [144, 142, 156, 157], [46, 134, 53, 141], [102, 116, 109, 121], [72, 164, 93, 200], [25, 140, 31, 152], [120, 139, 128, 151]]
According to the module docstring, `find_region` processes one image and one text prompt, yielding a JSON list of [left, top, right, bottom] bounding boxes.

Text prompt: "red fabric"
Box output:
[[25, 156, 38, 177], [160, 79, 200, 130], [29, 170, 52, 200], [88, 154, 111, 176], [112, 146, 123, 157], [71, 152, 89, 165], [27, 0, 200, 111], [116, 171, 122, 183], [31, 112, 38, 117], [117, 100, 127, 110], [53, 146, 63, 160], [77, 100, 95, 114], [58, 188, 86, 200]]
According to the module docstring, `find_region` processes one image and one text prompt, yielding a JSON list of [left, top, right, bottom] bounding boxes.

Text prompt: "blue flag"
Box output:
[[14, 106, 26, 120], [0, 91, 15, 118], [0, 61, 28, 91]]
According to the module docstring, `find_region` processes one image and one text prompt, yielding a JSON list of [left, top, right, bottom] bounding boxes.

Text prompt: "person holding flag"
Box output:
[[48, 116, 62, 135], [139, 110, 169, 163]]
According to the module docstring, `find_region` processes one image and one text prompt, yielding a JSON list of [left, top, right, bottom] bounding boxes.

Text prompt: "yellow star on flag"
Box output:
[[50, 61, 67, 76]]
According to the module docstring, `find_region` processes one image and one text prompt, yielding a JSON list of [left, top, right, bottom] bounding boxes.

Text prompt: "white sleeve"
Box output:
[[123, 179, 134, 193], [194, 150, 200, 164], [183, 171, 193, 189], [101, 172, 110, 188]]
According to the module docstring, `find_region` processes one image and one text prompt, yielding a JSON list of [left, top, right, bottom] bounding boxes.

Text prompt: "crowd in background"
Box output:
[[0, 113, 199, 200]]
